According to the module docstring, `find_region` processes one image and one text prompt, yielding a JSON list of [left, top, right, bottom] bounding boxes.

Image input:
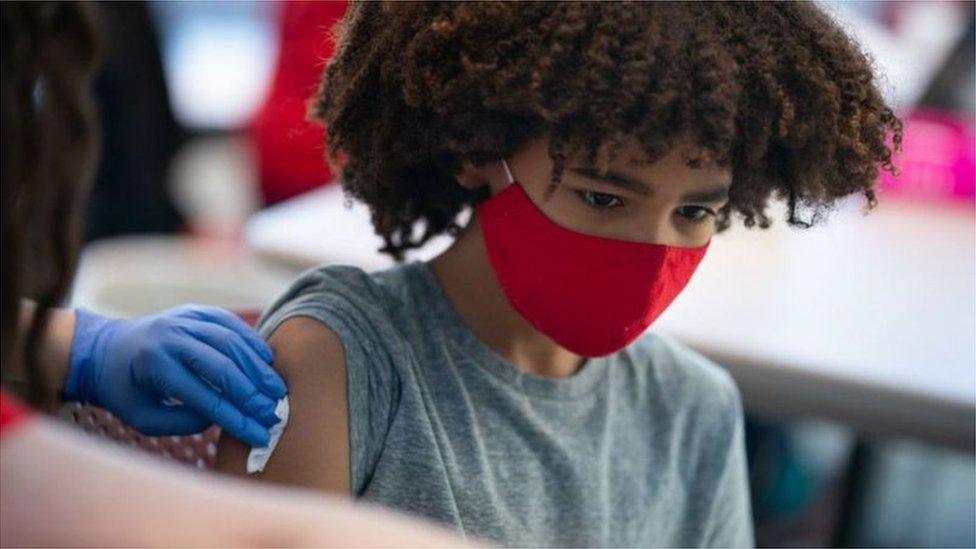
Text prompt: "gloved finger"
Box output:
[[131, 404, 212, 437], [169, 337, 281, 428], [175, 306, 286, 398], [154, 363, 272, 448], [174, 305, 275, 363], [178, 319, 286, 401]]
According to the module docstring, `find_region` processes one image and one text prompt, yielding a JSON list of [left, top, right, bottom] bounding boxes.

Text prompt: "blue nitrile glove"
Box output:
[[64, 305, 287, 447]]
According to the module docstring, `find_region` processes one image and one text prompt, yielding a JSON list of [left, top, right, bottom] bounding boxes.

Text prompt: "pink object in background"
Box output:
[[880, 109, 976, 203]]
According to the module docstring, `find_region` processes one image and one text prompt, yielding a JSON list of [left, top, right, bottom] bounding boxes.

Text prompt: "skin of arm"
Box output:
[[8, 301, 76, 411], [0, 414, 469, 547], [215, 316, 352, 495]]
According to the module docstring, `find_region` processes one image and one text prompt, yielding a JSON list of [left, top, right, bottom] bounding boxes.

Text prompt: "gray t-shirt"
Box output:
[[259, 261, 754, 547]]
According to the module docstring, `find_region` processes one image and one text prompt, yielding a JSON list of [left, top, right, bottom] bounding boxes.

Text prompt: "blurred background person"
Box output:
[[85, 2, 186, 241], [249, 0, 347, 206]]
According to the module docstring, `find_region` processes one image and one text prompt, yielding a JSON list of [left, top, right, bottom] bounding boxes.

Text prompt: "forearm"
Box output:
[[9, 300, 76, 409], [1, 417, 470, 547]]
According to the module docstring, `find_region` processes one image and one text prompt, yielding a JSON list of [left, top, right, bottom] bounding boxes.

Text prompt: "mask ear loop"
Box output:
[[501, 158, 515, 186]]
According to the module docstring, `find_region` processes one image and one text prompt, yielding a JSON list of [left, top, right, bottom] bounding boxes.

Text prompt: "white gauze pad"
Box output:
[[246, 396, 289, 474]]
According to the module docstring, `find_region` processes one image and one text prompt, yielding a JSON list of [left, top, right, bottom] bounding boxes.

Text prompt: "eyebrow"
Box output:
[[567, 167, 730, 203], [681, 186, 730, 203], [569, 167, 651, 195]]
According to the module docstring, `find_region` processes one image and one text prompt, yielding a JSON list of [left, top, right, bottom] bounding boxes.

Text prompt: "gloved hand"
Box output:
[[65, 305, 287, 447]]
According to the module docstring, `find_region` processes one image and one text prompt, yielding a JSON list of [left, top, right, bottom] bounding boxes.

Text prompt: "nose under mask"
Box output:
[[475, 159, 710, 357]]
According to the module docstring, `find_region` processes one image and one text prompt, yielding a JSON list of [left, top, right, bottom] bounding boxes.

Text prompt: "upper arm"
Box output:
[[215, 316, 351, 496]]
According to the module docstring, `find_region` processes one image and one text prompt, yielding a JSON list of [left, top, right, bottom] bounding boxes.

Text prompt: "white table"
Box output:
[[653, 196, 975, 452], [246, 186, 975, 451], [72, 235, 299, 318], [245, 183, 454, 272]]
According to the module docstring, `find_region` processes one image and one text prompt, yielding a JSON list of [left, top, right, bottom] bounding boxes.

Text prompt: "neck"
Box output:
[[428, 213, 587, 379]]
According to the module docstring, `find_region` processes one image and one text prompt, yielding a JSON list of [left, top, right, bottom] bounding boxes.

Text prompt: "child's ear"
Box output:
[[455, 160, 492, 191], [456, 159, 512, 195]]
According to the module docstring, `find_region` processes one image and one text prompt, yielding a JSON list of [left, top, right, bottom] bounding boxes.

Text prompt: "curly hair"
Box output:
[[313, 0, 903, 260], [1, 2, 99, 405]]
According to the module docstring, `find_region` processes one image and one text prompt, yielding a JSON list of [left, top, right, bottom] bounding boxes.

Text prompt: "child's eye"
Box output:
[[675, 205, 715, 224], [575, 190, 624, 209]]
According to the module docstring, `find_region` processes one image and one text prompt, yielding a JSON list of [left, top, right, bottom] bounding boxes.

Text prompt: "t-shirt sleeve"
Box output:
[[699, 374, 755, 548], [258, 265, 405, 495]]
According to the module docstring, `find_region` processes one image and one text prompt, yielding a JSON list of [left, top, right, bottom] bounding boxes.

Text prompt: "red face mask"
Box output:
[[476, 159, 710, 357]]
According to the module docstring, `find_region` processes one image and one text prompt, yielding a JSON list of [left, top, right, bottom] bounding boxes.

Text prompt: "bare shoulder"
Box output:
[[214, 315, 351, 495]]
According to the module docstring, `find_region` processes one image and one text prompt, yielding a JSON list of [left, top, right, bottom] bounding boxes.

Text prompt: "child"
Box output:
[[216, 2, 901, 547]]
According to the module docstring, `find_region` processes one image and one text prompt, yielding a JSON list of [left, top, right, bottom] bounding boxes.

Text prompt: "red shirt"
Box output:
[[250, 0, 349, 205], [0, 389, 33, 436]]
